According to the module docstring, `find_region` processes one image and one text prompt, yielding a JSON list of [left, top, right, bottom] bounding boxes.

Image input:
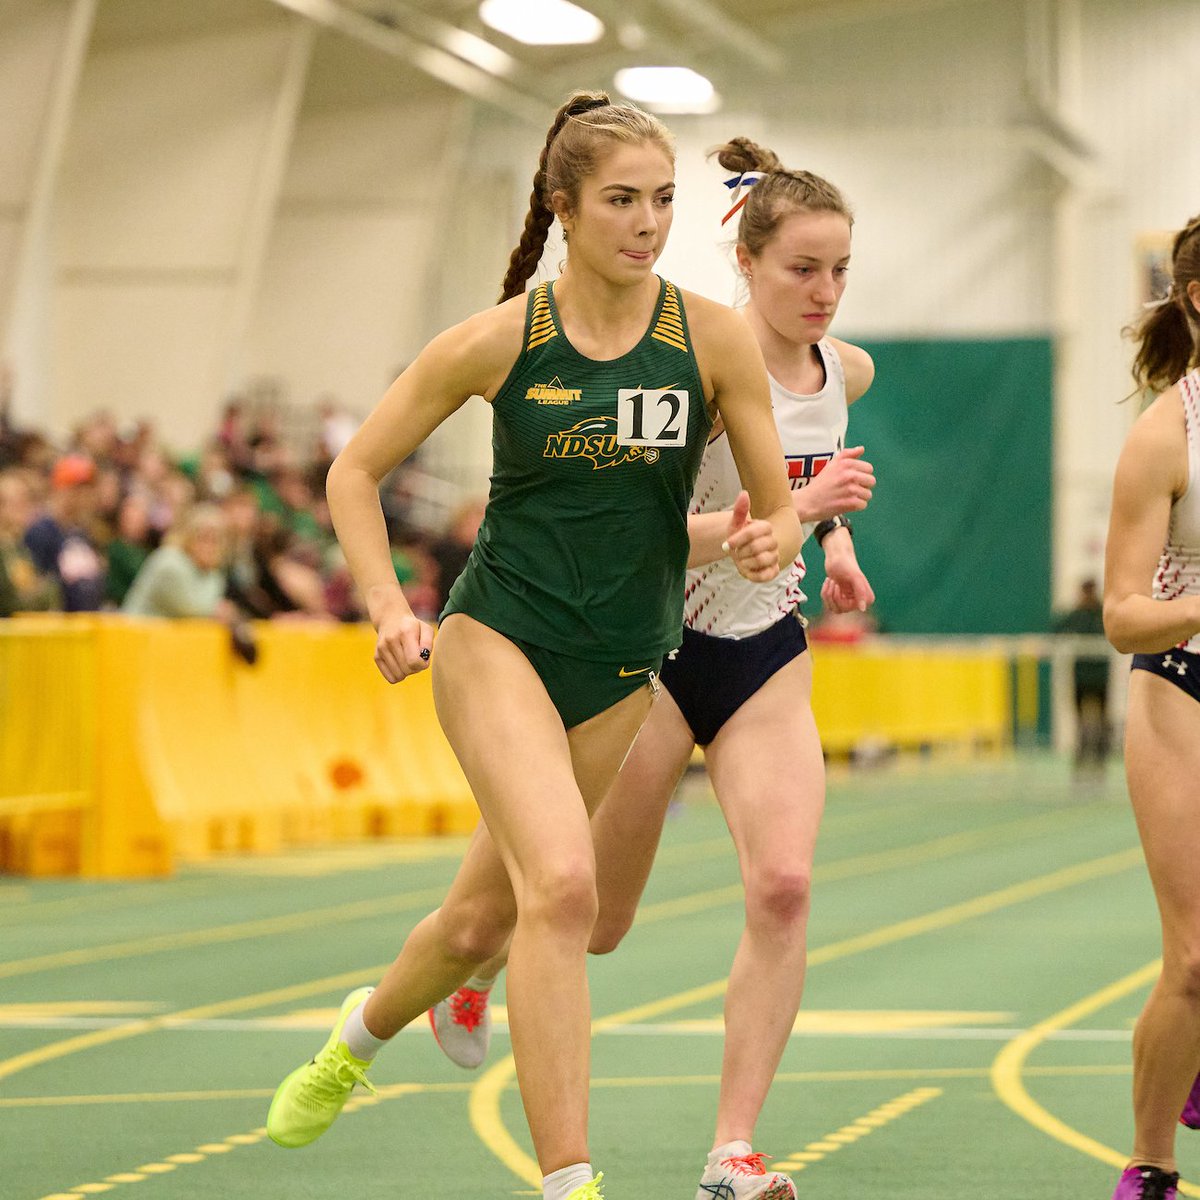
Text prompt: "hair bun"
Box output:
[[712, 136, 782, 176], [567, 92, 610, 117]]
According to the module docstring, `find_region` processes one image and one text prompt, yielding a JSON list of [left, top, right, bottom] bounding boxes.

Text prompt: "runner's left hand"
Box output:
[[723, 490, 780, 583], [821, 556, 875, 613]]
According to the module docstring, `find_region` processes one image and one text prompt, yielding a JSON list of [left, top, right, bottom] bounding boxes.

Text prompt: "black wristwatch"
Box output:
[[813, 514, 852, 547]]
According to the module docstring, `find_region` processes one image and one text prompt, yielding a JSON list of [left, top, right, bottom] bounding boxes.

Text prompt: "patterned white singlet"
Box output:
[[1153, 368, 1200, 653], [684, 338, 849, 639]]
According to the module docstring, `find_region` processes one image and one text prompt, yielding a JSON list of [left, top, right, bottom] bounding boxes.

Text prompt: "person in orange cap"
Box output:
[[25, 453, 105, 610]]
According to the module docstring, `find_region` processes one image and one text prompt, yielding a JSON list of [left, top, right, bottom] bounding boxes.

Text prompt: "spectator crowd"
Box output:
[[0, 388, 484, 642]]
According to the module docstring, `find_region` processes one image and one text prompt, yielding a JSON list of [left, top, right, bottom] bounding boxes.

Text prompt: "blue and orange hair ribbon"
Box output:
[[721, 171, 765, 226]]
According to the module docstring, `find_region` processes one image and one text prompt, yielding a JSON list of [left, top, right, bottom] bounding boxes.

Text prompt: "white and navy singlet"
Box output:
[[1153, 368, 1200, 654], [683, 337, 848, 639]]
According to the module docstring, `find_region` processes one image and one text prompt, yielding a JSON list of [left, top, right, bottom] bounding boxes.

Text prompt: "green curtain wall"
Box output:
[[802, 337, 1053, 635]]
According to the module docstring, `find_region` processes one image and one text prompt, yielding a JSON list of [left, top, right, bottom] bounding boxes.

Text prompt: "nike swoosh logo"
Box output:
[[618, 666, 653, 677]]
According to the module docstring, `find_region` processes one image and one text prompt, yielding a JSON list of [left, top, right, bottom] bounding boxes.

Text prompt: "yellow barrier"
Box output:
[[0, 619, 98, 874], [810, 641, 1010, 755], [0, 619, 1011, 878], [0, 617, 478, 876]]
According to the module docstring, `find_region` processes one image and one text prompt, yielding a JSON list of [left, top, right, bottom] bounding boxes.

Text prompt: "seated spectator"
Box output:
[[24, 454, 106, 611], [396, 534, 441, 623], [0, 469, 60, 615], [178, 443, 237, 503], [272, 464, 326, 545], [233, 521, 331, 620], [429, 497, 486, 614], [123, 504, 231, 620], [105, 493, 156, 607], [222, 486, 271, 616]]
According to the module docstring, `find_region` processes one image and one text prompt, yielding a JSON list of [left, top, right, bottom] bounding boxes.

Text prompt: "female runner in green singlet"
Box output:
[[430, 138, 877, 1200], [265, 91, 801, 1200]]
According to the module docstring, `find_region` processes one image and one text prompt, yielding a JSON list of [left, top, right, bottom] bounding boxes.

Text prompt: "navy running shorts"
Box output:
[[1131, 647, 1200, 705], [659, 609, 809, 747]]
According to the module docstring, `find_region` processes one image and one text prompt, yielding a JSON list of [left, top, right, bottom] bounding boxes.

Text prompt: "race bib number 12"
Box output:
[[616, 389, 690, 448]]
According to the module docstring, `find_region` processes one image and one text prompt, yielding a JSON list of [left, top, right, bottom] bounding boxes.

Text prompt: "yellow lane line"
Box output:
[[0, 966, 390, 1083], [0, 813, 1101, 1084], [632, 807, 1113, 931], [17, 1059, 1131, 1195], [0, 879, 242, 928], [1, 803, 1089, 979], [0, 887, 444, 980], [989, 958, 1200, 1198], [469, 845, 1145, 1187], [0, 1063, 1138, 1111], [807, 847, 1145, 968], [773, 1087, 943, 1174], [607, 846, 1147, 1032]]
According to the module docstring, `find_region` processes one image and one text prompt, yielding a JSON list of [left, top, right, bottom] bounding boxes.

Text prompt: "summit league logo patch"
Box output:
[[526, 376, 581, 406]]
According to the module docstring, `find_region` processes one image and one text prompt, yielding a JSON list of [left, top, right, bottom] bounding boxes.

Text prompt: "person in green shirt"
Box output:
[[104, 493, 154, 607], [1053, 577, 1111, 776]]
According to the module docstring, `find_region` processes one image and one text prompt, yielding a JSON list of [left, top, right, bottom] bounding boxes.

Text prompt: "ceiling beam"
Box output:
[[648, 0, 783, 74], [266, 0, 549, 123], [354, 0, 520, 80], [774, 0, 996, 34]]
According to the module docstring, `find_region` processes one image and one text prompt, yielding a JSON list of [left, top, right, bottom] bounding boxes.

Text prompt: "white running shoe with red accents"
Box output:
[[695, 1150, 797, 1200], [429, 984, 492, 1069]]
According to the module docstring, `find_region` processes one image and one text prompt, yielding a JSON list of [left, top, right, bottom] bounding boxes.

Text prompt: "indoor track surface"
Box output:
[[2, 755, 1189, 1199]]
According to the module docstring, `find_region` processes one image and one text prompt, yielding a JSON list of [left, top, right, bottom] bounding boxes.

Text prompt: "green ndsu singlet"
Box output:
[[444, 276, 711, 662]]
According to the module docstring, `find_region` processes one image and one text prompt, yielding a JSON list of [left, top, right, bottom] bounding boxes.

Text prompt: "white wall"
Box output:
[[0, 0, 94, 426], [1062, 0, 1200, 593], [244, 101, 448, 413], [49, 11, 308, 448], [3, 0, 1199, 598]]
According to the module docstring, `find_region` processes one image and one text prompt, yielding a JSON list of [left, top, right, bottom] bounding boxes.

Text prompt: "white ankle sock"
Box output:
[[464, 973, 497, 992], [543, 1162, 593, 1199], [340, 1001, 388, 1062], [709, 1139, 752, 1163]]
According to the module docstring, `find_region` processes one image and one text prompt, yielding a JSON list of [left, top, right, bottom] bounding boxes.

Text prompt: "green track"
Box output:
[[0, 755, 1188, 1199]]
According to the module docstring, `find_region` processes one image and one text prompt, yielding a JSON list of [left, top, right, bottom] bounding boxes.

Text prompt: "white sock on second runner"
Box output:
[[340, 1001, 388, 1062], [464, 973, 497, 991], [543, 1162, 594, 1199], [708, 1139, 753, 1163]]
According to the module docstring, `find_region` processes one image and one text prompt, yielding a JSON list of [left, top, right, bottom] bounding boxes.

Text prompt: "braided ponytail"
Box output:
[[1127, 215, 1200, 394], [498, 92, 608, 303], [709, 136, 852, 257], [498, 90, 676, 303]]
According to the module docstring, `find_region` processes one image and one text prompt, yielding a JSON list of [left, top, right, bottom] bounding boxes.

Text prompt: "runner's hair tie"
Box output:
[[721, 171, 766, 226], [1143, 282, 1176, 310]]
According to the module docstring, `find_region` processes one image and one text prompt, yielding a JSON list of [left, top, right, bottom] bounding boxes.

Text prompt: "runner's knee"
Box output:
[[744, 864, 812, 931], [519, 859, 599, 936], [588, 906, 635, 955], [437, 898, 517, 965]]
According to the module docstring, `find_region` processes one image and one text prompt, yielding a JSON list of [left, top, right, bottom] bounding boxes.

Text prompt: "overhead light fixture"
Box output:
[[614, 66, 719, 113], [479, 0, 604, 46]]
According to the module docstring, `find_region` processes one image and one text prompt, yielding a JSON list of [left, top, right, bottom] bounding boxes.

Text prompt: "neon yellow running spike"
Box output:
[[267, 986, 377, 1148], [566, 1173, 604, 1200]]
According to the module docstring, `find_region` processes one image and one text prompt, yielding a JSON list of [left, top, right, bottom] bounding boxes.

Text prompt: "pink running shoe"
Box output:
[[695, 1150, 796, 1200], [428, 984, 492, 1069], [1111, 1166, 1179, 1199], [1181, 1071, 1200, 1129]]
